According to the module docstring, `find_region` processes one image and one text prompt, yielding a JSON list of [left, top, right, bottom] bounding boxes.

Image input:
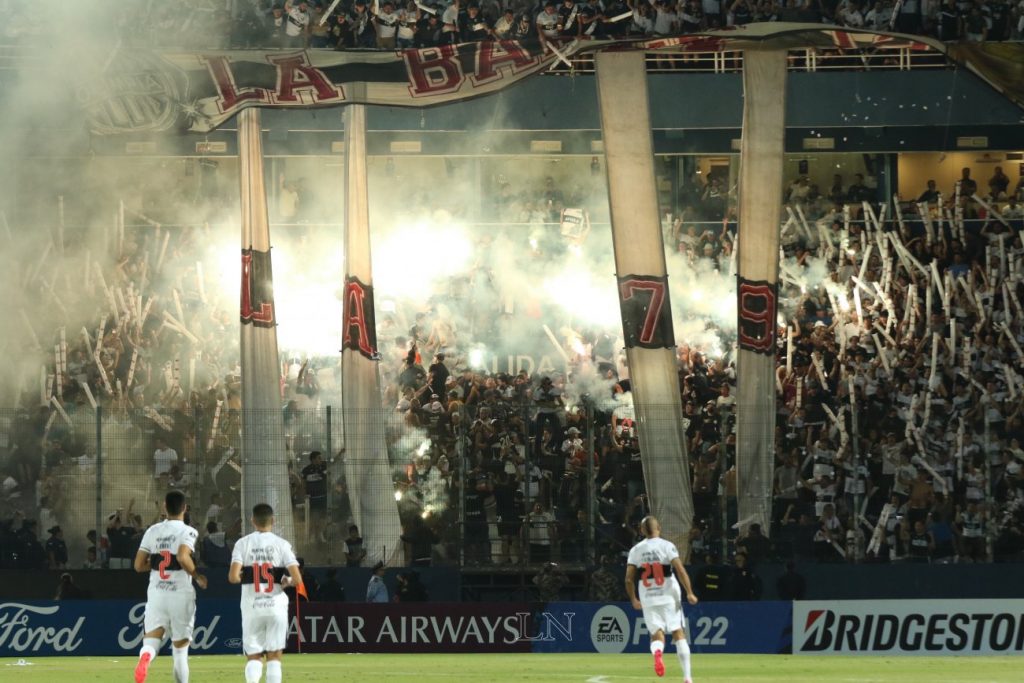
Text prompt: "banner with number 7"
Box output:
[[617, 274, 675, 350]]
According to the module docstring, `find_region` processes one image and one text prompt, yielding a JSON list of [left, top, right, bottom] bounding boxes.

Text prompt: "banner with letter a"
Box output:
[[735, 49, 786, 537], [237, 107, 294, 540], [341, 104, 403, 566]]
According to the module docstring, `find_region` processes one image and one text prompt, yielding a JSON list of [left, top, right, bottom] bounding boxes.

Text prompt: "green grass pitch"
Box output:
[[1, 653, 1020, 682]]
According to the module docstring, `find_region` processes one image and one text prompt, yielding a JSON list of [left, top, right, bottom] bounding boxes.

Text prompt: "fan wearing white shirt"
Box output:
[[537, 0, 562, 46], [229, 503, 304, 683], [837, 0, 866, 26], [397, 2, 421, 47], [648, 0, 679, 34], [284, 0, 311, 47], [153, 438, 178, 480], [374, 0, 401, 48], [864, 0, 893, 28], [628, 0, 656, 33], [494, 8, 517, 37]]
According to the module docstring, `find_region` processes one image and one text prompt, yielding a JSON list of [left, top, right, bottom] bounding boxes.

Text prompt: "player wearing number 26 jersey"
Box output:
[[229, 503, 304, 683], [132, 490, 207, 683], [625, 516, 699, 682]]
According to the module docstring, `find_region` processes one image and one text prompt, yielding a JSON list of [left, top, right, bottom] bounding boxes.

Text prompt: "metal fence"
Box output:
[[0, 41, 958, 74], [0, 399, 695, 571], [2, 392, 1020, 571]]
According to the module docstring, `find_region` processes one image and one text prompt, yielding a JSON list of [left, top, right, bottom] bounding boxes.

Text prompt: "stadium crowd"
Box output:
[[1, 163, 1024, 595], [224, 0, 1024, 48], [223, 0, 1024, 48], [6, 0, 1021, 49]]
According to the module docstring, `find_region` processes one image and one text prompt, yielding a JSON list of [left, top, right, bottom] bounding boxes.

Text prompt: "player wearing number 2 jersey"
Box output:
[[229, 503, 303, 683], [625, 516, 699, 682], [132, 490, 207, 683]]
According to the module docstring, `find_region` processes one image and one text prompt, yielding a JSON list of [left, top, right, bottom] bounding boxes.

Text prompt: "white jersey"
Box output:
[[139, 519, 199, 594], [232, 531, 299, 614], [626, 536, 681, 606], [536, 11, 560, 37], [286, 7, 310, 36]]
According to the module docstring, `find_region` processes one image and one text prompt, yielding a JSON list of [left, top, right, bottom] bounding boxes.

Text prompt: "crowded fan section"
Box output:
[[5, 0, 1021, 50], [2, 160, 1024, 580], [174, 0, 1024, 48]]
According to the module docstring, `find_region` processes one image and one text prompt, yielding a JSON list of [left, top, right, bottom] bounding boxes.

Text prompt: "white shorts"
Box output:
[[144, 591, 196, 641], [242, 608, 289, 655], [642, 599, 684, 637]]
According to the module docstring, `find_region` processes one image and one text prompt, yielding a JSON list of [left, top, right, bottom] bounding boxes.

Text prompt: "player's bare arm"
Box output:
[[133, 548, 151, 574], [672, 557, 699, 605], [624, 563, 641, 610], [227, 560, 243, 584], [177, 543, 208, 590]]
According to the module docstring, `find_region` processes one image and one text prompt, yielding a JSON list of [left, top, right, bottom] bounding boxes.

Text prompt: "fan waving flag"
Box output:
[[294, 581, 309, 653]]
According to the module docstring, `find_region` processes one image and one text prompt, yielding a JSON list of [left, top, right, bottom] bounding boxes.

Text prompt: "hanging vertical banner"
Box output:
[[342, 276, 377, 359], [341, 104, 403, 566], [596, 51, 694, 556], [735, 49, 787, 537], [237, 107, 295, 541]]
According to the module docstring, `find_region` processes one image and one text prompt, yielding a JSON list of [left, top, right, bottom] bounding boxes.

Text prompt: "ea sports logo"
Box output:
[[590, 605, 630, 653]]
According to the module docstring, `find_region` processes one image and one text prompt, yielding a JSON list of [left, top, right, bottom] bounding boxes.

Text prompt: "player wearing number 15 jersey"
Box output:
[[132, 489, 207, 683], [229, 503, 303, 683], [625, 516, 699, 682]]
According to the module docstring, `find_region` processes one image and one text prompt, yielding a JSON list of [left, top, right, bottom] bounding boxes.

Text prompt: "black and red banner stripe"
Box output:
[[240, 247, 276, 328], [342, 276, 377, 359], [736, 277, 777, 355]]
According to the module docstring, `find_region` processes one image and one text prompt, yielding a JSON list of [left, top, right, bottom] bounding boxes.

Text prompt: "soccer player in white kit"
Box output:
[[132, 489, 208, 683], [229, 503, 304, 683], [625, 516, 699, 681]]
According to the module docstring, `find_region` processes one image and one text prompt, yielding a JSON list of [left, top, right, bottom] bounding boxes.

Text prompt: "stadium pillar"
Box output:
[[595, 51, 694, 556], [340, 104, 403, 566], [735, 49, 787, 537], [237, 106, 295, 540]]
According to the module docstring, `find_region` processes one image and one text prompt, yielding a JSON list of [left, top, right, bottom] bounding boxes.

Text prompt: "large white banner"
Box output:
[[237, 107, 295, 540], [735, 49, 786, 537], [595, 51, 694, 554], [793, 600, 1024, 656], [82, 27, 950, 135]]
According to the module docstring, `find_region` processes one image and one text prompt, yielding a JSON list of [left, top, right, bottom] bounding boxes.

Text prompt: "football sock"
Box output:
[[244, 659, 263, 683], [650, 639, 665, 655], [266, 660, 282, 683], [140, 637, 160, 663], [171, 645, 189, 683], [676, 638, 692, 680]]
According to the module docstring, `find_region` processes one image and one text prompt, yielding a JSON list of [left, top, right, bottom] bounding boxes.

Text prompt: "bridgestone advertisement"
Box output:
[[793, 600, 1024, 656]]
